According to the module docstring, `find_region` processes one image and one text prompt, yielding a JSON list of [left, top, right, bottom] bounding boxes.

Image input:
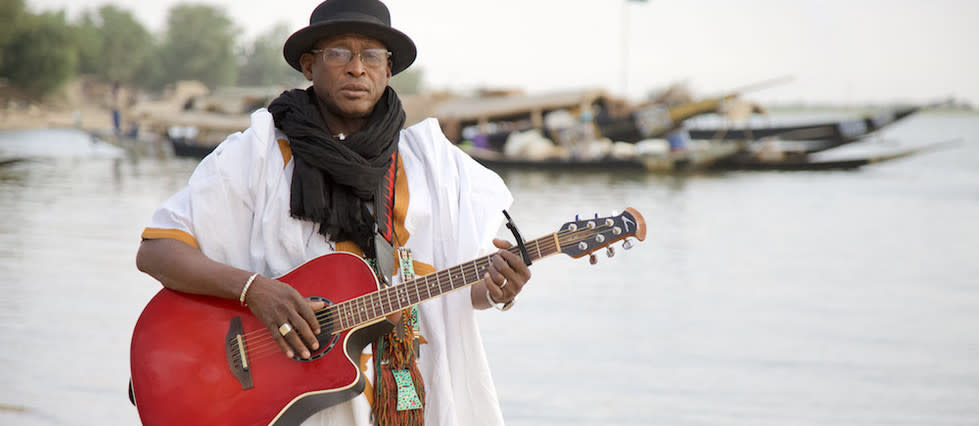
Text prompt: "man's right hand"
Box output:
[[244, 276, 326, 359]]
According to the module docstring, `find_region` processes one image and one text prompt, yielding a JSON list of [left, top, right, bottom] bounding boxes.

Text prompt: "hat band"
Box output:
[[314, 11, 387, 26]]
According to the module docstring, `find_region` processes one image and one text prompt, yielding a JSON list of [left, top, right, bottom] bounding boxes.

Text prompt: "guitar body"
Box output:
[[130, 252, 393, 426], [130, 208, 648, 425]]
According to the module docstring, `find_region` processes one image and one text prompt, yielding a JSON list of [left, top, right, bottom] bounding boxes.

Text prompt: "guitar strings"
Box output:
[[240, 224, 612, 359], [238, 223, 626, 360], [239, 223, 620, 359]]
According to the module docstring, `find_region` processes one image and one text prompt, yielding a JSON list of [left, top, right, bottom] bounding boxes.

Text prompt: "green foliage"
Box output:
[[74, 11, 103, 75], [237, 22, 303, 87], [0, 10, 78, 97], [132, 45, 168, 91], [158, 4, 238, 89], [74, 5, 153, 84], [0, 2, 430, 99], [390, 67, 425, 95], [0, 0, 26, 68]]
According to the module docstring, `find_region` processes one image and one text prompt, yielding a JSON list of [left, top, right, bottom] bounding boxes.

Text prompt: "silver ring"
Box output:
[[278, 323, 293, 336], [499, 278, 508, 289]]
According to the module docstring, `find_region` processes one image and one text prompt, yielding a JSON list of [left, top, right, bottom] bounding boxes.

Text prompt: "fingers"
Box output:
[[492, 238, 513, 249], [484, 245, 532, 303], [250, 278, 323, 360], [282, 314, 315, 359]]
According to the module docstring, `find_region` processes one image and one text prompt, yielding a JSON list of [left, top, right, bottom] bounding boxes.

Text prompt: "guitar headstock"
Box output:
[[557, 207, 646, 259]]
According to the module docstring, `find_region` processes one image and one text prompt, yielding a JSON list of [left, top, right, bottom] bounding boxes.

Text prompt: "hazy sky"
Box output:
[[27, 0, 979, 105]]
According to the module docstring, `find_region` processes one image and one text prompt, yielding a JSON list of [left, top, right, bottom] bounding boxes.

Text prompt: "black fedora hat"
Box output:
[[283, 0, 416, 75]]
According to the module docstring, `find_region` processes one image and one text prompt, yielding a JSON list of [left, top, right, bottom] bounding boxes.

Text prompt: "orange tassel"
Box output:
[[372, 308, 424, 426]]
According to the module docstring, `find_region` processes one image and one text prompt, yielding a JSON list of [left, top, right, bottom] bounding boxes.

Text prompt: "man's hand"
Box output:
[[244, 276, 326, 359], [483, 238, 532, 306]]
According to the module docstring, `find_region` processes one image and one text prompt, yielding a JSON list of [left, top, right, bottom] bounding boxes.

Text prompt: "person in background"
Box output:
[[135, 0, 531, 424]]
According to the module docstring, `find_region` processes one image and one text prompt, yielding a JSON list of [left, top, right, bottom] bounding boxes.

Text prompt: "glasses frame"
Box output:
[[309, 47, 392, 69]]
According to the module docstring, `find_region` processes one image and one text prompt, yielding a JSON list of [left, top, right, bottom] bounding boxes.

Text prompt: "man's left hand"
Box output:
[[483, 238, 532, 306]]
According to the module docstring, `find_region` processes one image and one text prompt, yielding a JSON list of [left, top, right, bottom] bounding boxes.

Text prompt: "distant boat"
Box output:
[[685, 105, 923, 148], [709, 139, 956, 171], [0, 156, 29, 166], [169, 136, 217, 158], [464, 138, 741, 173]]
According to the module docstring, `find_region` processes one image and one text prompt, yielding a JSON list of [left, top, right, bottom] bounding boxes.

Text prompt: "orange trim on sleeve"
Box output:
[[392, 154, 411, 247], [277, 138, 292, 167], [412, 261, 435, 276], [140, 228, 199, 249], [335, 241, 364, 256]]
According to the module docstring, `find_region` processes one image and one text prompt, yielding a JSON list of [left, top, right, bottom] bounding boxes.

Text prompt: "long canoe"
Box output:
[[685, 105, 922, 147]]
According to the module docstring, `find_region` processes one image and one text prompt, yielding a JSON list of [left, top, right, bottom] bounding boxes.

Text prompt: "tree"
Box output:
[[74, 11, 103, 76], [158, 4, 238, 89], [75, 5, 153, 84], [0, 10, 78, 97], [0, 0, 26, 69], [237, 22, 303, 87]]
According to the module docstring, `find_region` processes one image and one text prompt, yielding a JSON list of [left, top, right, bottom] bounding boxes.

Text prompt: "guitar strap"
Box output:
[[369, 150, 399, 287], [342, 151, 426, 425]]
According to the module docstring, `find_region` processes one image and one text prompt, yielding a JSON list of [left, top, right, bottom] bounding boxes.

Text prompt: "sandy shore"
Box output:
[[0, 103, 115, 132]]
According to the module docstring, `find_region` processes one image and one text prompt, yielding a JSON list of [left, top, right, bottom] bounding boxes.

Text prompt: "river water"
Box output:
[[1, 112, 977, 425]]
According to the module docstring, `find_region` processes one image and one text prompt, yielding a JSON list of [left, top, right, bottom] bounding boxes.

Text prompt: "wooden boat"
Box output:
[[710, 139, 956, 171], [169, 136, 218, 158], [685, 105, 922, 147], [464, 138, 741, 173], [0, 156, 29, 166], [434, 88, 632, 144]]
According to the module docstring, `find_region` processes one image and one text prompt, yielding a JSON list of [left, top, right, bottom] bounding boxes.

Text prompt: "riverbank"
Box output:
[[0, 103, 115, 131]]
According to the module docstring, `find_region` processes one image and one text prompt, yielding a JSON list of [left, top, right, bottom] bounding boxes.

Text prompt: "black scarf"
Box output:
[[267, 86, 405, 255]]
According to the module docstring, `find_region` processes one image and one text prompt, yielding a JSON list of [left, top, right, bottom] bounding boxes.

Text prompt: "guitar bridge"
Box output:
[[225, 316, 254, 390]]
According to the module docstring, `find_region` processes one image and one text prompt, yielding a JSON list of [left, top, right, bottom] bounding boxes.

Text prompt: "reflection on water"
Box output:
[[1, 114, 978, 425]]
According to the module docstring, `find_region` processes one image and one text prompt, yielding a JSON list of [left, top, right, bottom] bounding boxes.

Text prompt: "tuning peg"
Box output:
[[606, 247, 615, 258], [589, 254, 598, 265], [622, 239, 634, 250], [575, 214, 580, 221], [594, 213, 599, 219]]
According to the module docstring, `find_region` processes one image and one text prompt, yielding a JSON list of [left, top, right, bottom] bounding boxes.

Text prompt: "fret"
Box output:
[[399, 284, 409, 310], [424, 275, 433, 300]]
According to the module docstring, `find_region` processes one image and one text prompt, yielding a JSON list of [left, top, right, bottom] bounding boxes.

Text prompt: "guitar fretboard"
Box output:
[[324, 233, 562, 332]]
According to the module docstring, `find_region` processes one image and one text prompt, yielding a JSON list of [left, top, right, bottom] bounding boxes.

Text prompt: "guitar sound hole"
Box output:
[[291, 296, 339, 362]]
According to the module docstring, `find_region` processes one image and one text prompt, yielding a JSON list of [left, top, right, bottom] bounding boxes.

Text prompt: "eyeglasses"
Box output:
[[310, 47, 391, 68]]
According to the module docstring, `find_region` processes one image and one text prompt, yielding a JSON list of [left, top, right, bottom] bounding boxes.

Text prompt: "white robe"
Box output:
[[145, 109, 512, 425]]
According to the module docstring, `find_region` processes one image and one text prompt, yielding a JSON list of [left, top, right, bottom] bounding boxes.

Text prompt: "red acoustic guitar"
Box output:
[[130, 208, 645, 425]]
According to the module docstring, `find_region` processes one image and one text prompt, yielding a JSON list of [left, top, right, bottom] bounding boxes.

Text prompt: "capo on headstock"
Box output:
[[502, 210, 532, 266]]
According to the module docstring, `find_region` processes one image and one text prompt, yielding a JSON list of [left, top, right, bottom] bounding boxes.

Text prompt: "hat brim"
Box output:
[[283, 21, 416, 75]]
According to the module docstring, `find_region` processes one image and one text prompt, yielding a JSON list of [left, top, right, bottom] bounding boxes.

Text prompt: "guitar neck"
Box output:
[[328, 234, 562, 332]]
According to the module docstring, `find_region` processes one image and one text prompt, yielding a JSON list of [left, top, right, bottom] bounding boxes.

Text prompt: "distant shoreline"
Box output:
[[2, 100, 974, 135]]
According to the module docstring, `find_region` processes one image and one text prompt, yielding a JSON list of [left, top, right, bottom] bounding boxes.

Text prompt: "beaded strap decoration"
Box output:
[[372, 247, 424, 425]]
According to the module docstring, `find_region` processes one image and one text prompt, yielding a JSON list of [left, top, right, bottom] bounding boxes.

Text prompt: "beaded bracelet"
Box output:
[[239, 273, 259, 307]]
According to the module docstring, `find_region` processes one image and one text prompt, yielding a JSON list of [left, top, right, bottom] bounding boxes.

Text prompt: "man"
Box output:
[[135, 0, 530, 424]]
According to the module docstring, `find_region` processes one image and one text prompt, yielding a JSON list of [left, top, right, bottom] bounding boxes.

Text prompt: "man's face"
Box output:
[[300, 33, 392, 119]]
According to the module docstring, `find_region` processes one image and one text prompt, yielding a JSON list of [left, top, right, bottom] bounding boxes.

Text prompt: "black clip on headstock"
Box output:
[[503, 210, 532, 266]]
